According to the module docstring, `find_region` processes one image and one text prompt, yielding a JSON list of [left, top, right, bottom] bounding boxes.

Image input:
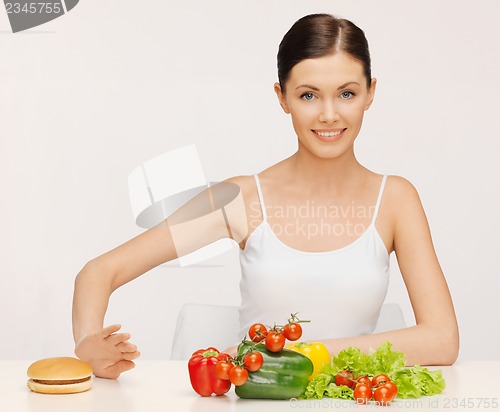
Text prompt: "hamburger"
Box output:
[[27, 357, 93, 394]]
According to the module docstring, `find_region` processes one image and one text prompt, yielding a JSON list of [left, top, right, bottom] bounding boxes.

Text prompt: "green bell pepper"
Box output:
[[235, 341, 314, 399]]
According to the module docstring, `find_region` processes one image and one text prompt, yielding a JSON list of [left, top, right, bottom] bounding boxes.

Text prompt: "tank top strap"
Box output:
[[371, 175, 388, 225], [252, 174, 267, 220]]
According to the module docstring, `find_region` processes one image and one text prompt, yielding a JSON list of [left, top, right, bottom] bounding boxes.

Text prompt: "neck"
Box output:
[[287, 144, 363, 193]]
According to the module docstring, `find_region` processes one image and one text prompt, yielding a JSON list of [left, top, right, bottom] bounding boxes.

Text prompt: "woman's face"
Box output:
[[275, 52, 376, 160]]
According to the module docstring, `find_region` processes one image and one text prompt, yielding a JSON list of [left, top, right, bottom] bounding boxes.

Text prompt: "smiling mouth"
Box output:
[[314, 130, 342, 137], [312, 129, 346, 141]]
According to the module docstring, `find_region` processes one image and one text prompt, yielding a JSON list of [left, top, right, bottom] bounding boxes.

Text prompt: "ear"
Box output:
[[364, 77, 377, 111], [274, 82, 290, 114]]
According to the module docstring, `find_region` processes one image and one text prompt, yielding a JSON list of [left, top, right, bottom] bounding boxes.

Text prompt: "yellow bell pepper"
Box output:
[[285, 341, 331, 379]]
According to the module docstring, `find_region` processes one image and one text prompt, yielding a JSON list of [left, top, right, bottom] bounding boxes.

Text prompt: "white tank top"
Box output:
[[238, 174, 390, 341]]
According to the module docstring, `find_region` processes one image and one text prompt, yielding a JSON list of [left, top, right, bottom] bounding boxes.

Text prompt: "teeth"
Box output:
[[315, 130, 341, 137]]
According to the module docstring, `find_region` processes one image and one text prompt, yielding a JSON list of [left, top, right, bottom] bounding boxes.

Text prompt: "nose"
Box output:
[[319, 100, 339, 124]]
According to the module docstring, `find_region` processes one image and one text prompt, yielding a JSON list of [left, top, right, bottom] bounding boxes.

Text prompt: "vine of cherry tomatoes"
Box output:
[[215, 313, 310, 386], [249, 313, 310, 352], [335, 370, 398, 406]]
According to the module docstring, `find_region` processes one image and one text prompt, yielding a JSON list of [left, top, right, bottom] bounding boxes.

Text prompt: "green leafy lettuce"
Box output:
[[302, 341, 446, 400], [393, 365, 446, 398]]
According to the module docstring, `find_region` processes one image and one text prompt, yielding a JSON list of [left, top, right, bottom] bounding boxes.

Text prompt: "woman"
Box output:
[[72, 13, 459, 379]]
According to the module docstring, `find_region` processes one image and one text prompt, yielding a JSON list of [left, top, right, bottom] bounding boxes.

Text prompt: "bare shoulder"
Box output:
[[223, 175, 255, 190], [367, 174, 422, 224], [373, 175, 427, 254], [384, 175, 429, 232], [385, 175, 422, 208], [222, 175, 259, 205], [386, 175, 418, 192]]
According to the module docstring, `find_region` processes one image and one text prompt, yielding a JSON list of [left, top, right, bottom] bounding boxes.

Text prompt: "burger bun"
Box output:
[[27, 378, 93, 394], [27, 357, 93, 394]]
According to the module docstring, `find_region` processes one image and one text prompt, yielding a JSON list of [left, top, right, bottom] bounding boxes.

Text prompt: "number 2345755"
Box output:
[[443, 397, 498, 408], [5, 3, 62, 14]]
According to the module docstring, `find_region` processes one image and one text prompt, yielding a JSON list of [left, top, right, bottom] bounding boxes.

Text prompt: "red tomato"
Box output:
[[229, 366, 249, 386], [265, 331, 286, 352], [335, 370, 355, 388], [218, 352, 231, 361], [355, 375, 372, 386], [248, 323, 268, 342], [354, 383, 373, 404], [215, 360, 233, 380], [381, 381, 398, 398], [283, 323, 302, 341], [371, 373, 391, 387], [243, 352, 264, 372], [374, 386, 395, 406]]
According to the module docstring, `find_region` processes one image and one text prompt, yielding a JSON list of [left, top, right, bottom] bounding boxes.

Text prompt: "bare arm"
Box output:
[[72, 219, 178, 378], [72, 180, 248, 378], [320, 177, 459, 366]]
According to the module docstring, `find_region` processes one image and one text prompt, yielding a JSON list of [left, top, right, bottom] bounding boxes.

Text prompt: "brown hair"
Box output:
[[277, 14, 371, 92]]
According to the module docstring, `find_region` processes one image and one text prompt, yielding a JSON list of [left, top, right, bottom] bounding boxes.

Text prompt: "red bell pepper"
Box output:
[[188, 347, 231, 397]]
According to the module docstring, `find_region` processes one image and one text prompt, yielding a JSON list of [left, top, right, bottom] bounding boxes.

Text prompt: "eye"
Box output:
[[340, 91, 355, 99], [300, 92, 315, 101]]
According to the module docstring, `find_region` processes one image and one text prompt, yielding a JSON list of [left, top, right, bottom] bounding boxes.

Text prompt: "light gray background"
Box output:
[[1, 1, 499, 361]]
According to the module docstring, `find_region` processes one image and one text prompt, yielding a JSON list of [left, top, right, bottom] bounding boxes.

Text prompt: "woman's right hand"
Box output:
[[74, 324, 140, 379]]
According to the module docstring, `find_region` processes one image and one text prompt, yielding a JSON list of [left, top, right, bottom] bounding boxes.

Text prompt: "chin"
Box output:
[[301, 142, 353, 160]]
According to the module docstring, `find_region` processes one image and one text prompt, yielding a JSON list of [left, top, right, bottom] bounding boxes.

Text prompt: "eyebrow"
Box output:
[[295, 81, 360, 91]]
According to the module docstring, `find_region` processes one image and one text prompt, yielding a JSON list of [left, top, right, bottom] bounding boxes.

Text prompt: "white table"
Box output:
[[1, 360, 499, 411]]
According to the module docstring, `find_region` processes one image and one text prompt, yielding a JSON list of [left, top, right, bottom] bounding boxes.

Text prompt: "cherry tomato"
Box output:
[[283, 323, 302, 341], [335, 370, 355, 388], [265, 331, 286, 352], [355, 375, 372, 386], [215, 360, 233, 380], [374, 386, 395, 406], [217, 352, 231, 363], [353, 383, 373, 404], [243, 352, 264, 372], [371, 373, 391, 387], [229, 365, 249, 386], [248, 323, 268, 342], [381, 381, 398, 398]]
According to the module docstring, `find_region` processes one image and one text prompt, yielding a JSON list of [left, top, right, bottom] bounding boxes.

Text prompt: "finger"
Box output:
[[116, 342, 137, 353], [104, 360, 136, 378], [121, 351, 141, 361], [99, 324, 122, 338], [105, 332, 131, 346]]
